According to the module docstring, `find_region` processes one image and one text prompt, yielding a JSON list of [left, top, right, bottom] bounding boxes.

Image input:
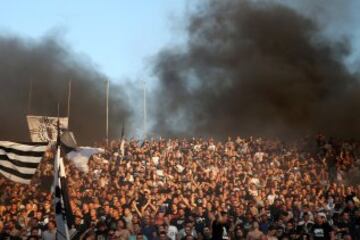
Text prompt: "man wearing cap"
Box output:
[[311, 213, 334, 240]]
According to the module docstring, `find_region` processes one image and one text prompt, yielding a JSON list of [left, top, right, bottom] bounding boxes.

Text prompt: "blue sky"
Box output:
[[0, 0, 359, 84], [0, 1, 188, 82]]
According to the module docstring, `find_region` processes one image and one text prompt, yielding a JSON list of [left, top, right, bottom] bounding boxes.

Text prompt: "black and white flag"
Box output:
[[53, 146, 74, 240], [0, 141, 48, 184], [60, 130, 104, 173], [27, 115, 68, 142]]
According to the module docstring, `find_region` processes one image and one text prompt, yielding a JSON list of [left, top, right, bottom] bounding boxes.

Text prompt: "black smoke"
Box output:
[[152, 0, 360, 139], [0, 34, 131, 144]]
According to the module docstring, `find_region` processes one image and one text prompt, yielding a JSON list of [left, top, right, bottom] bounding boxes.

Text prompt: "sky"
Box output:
[[0, 0, 359, 82], [0, 1, 188, 82]]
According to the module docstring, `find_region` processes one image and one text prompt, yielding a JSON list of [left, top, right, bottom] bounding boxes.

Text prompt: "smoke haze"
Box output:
[[1, 0, 360, 142], [152, 0, 360, 139], [0, 34, 131, 144]]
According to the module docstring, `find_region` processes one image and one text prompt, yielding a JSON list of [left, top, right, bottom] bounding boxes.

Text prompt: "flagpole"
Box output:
[[143, 80, 147, 139], [54, 104, 71, 240], [57, 103, 60, 145], [54, 103, 60, 192], [67, 79, 72, 122], [27, 79, 33, 114], [106, 79, 109, 146]]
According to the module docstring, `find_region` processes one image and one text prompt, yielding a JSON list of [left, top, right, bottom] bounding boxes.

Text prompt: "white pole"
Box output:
[[143, 80, 147, 139], [106, 79, 109, 145], [67, 80, 72, 121], [27, 79, 33, 114]]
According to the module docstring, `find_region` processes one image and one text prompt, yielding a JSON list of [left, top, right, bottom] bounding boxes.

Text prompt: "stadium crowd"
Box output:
[[1, 135, 360, 240]]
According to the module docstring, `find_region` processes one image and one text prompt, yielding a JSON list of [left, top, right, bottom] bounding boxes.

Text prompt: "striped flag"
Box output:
[[53, 146, 74, 240], [0, 141, 48, 184]]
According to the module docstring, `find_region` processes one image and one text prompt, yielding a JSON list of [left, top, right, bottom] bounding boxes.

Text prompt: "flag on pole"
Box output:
[[27, 115, 68, 142], [0, 141, 48, 184], [59, 130, 104, 173], [53, 146, 74, 240]]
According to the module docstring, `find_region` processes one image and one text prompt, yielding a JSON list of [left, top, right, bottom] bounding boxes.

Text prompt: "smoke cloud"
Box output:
[[152, 0, 360, 139], [0, 34, 131, 144]]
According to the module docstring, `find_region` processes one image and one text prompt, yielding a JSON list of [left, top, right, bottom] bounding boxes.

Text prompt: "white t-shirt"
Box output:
[[42, 230, 56, 240], [267, 194, 277, 205], [167, 225, 178, 240], [250, 177, 260, 186], [208, 144, 216, 151], [254, 152, 265, 162], [194, 144, 202, 151], [152, 156, 160, 165]]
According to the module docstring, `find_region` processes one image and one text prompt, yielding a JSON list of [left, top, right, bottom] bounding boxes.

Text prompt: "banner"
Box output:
[[0, 141, 48, 184], [53, 146, 73, 239], [27, 115, 68, 142]]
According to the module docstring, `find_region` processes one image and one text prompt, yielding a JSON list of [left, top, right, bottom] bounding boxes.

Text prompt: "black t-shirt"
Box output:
[[297, 222, 314, 235], [311, 223, 333, 240], [83, 212, 92, 228], [171, 216, 186, 231], [234, 215, 245, 226], [345, 194, 356, 203], [335, 221, 351, 238], [0, 232, 10, 240], [269, 205, 282, 221], [95, 230, 109, 240], [194, 214, 210, 233], [350, 217, 360, 240], [136, 194, 147, 208], [212, 221, 230, 240]]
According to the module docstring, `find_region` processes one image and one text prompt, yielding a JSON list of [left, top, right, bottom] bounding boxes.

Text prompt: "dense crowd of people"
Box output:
[[1, 135, 360, 240]]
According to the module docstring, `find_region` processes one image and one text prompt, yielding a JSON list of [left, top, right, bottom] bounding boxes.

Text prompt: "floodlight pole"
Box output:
[[106, 79, 109, 146], [27, 79, 33, 114], [67, 79, 72, 121], [143, 80, 147, 140]]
